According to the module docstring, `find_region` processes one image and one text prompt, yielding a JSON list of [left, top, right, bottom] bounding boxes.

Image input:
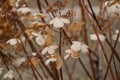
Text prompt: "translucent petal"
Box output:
[[90, 34, 97, 41], [60, 18, 70, 24], [48, 47, 55, 55], [45, 58, 57, 65], [53, 20, 64, 28], [41, 47, 49, 55], [48, 45, 58, 55], [64, 53, 71, 60], [90, 34, 106, 42], [3, 74, 8, 79], [8, 74, 14, 79], [6, 39, 20, 45], [17, 7, 31, 14], [71, 41, 81, 52], [50, 45, 59, 49], [49, 18, 58, 25], [81, 44, 89, 54], [65, 49, 73, 54]]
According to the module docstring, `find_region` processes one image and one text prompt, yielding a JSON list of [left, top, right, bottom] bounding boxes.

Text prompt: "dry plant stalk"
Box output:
[[0, 0, 120, 80]]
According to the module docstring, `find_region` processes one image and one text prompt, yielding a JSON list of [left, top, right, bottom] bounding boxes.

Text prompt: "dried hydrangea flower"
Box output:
[[41, 45, 59, 55], [45, 58, 57, 65], [3, 70, 14, 79], [90, 34, 106, 42], [49, 17, 70, 28], [71, 41, 82, 52], [65, 41, 89, 59]]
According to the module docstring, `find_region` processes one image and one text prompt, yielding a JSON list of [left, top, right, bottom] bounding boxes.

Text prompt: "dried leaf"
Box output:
[[68, 21, 85, 32], [45, 34, 54, 46]]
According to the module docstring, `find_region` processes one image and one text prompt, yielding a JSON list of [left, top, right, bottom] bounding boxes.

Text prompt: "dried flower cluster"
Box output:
[[0, 0, 120, 80]]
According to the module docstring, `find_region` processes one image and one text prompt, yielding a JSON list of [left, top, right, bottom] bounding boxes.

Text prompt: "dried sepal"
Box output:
[[71, 51, 79, 59]]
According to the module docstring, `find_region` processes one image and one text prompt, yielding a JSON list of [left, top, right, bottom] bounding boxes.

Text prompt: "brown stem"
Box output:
[[59, 28, 63, 80], [103, 29, 120, 80], [80, 1, 115, 79], [78, 58, 93, 80], [36, 0, 45, 22]]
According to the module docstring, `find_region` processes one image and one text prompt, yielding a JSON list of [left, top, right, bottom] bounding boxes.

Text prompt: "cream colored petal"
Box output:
[[60, 18, 70, 24], [41, 47, 49, 55], [90, 34, 97, 41], [81, 44, 89, 54], [3, 73, 8, 79], [6, 39, 20, 45], [71, 42, 81, 52], [8, 74, 14, 79], [49, 18, 58, 25], [48, 47, 55, 55], [50, 45, 59, 49], [53, 20, 64, 28], [45, 58, 57, 65], [17, 7, 31, 14], [64, 53, 71, 60]]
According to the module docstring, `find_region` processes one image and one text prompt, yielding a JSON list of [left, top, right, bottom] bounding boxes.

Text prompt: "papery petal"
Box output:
[[45, 58, 57, 65], [60, 18, 70, 24], [115, 30, 119, 34], [49, 18, 58, 25], [72, 41, 81, 45], [81, 44, 89, 54], [90, 34, 106, 42], [3, 74, 8, 79], [8, 74, 14, 79], [50, 45, 59, 49], [17, 7, 31, 14], [0, 68, 3, 75], [65, 49, 73, 54], [48, 45, 58, 55], [71, 41, 81, 52], [48, 47, 55, 55], [112, 34, 120, 41], [31, 32, 40, 36], [90, 34, 97, 41], [8, 70, 13, 74], [53, 20, 64, 28], [64, 53, 71, 60], [6, 39, 20, 45], [32, 52, 37, 56], [41, 47, 49, 55], [99, 34, 106, 41]]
